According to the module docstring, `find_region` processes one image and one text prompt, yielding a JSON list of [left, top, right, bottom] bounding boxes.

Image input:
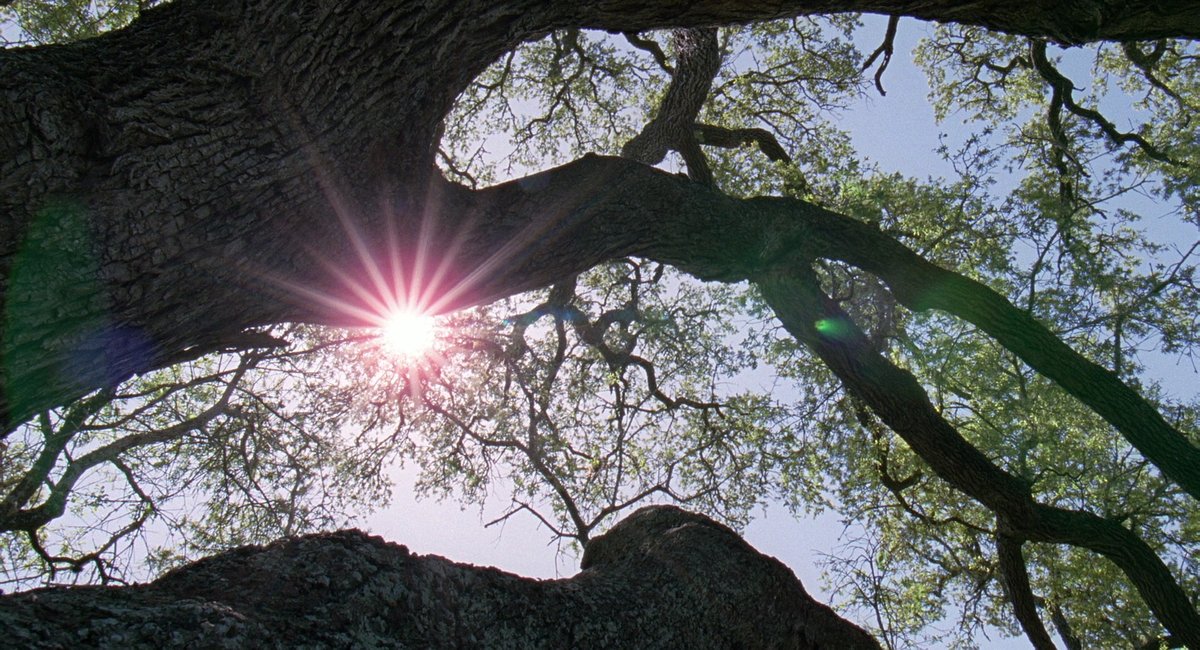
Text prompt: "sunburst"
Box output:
[[259, 137, 575, 375], [378, 309, 437, 359]]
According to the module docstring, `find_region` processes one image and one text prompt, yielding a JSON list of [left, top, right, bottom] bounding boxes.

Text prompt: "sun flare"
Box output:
[[378, 310, 437, 358]]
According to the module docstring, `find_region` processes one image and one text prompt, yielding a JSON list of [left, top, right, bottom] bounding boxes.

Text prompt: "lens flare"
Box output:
[[378, 310, 437, 358]]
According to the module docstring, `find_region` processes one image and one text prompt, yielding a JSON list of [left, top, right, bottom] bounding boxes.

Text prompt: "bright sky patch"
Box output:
[[379, 310, 437, 358]]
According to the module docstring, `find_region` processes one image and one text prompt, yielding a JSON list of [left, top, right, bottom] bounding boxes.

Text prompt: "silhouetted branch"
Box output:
[[1030, 40, 1177, 165], [995, 532, 1055, 649], [861, 15, 900, 95]]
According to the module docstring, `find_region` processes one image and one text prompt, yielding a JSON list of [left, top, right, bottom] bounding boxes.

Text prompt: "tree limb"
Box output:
[[754, 196, 1200, 503], [1121, 41, 1188, 107], [995, 532, 1056, 649], [861, 15, 900, 96], [755, 260, 1200, 644], [1029, 39, 1177, 165], [4, 0, 1199, 427], [1046, 601, 1084, 650], [621, 27, 721, 185], [693, 123, 792, 163], [623, 31, 673, 73]]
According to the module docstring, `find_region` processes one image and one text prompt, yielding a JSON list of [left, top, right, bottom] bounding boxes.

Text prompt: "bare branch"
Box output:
[[1030, 40, 1177, 165], [861, 15, 900, 96]]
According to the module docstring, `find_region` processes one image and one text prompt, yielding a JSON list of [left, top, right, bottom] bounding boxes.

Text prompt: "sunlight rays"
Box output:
[[378, 310, 437, 358], [254, 128, 583, 371]]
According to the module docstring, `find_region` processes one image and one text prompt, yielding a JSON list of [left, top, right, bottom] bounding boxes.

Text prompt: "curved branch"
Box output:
[[570, 1, 1200, 43], [5, 0, 1200, 427], [437, 156, 1200, 502], [0, 389, 114, 519], [1121, 41, 1187, 107], [621, 27, 721, 183], [623, 31, 673, 73], [765, 199, 1200, 502], [1029, 40, 1177, 165], [755, 260, 1200, 644], [861, 15, 900, 96], [693, 123, 792, 163]]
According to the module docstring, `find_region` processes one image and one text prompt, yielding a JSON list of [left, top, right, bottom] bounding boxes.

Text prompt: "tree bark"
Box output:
[[3, 0, 1198, 642], [3, 0, 1199, 431], [0, 505, 880, 649]]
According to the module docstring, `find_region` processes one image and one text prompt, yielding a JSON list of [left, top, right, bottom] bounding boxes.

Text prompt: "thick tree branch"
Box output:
[[995, 532, 1056, 649], [7, 138, 1195, 508], [1, 508, 882, 648], [776, 201, 1200, 502], [755, 261, 1200, 644], [621, 27, 721, 184], [1047, 601, 1084, 650], [3, 0, 1199, 427], [693, 123, 793, 163], [569, 1, 1200, 43]]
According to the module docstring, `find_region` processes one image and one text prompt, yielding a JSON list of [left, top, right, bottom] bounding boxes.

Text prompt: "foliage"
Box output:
[[1, 0, 153, 45], [3, 5, 1199, 648], [0, 330, 396, 587]]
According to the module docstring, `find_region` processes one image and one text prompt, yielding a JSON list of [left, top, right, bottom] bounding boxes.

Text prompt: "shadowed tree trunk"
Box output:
[[4, 0, 1200, 644], [0, 506, 880, 649], [3, 0, 1199, 437]]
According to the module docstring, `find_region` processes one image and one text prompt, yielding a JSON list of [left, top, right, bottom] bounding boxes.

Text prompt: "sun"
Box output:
[[378, 309, 437, 358]]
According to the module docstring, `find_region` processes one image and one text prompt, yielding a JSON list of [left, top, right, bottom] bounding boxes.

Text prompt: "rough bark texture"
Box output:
[[3, 0, 1200, 432], [0, 506, 879, 649], [3, 0, 1200, 644]]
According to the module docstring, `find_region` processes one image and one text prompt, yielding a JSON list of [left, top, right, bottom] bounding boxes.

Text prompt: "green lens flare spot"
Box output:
[[814, 317, 853, 340]]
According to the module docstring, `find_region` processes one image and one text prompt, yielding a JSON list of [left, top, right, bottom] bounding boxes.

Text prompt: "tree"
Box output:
[[0, 507, 883, 648], [1, 0, 1199, 646]]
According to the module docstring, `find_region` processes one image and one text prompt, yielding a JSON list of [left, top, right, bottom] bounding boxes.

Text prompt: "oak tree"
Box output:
[[2, 0, 1199, 646]]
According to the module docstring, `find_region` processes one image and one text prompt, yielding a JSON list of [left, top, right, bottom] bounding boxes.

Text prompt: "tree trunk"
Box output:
[[4, 0, 1199, 642], [0, 506, 880, 648], [2, 0, 1198, 430]]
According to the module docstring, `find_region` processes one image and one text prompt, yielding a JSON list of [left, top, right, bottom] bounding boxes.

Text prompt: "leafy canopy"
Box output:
[[1, 2, 1198, 648]]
